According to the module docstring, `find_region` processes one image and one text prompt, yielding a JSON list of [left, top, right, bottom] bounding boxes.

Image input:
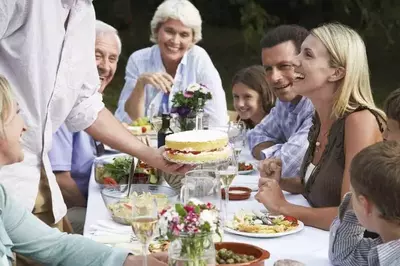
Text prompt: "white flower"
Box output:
[[199, 84, 209, 94], [199, 209, 218, 231], [186, 83, 201, 92]]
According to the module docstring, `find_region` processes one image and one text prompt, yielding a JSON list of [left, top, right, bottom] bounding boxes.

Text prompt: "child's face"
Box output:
[[350, 187, 375, 232], [383, 119, 400, 141]]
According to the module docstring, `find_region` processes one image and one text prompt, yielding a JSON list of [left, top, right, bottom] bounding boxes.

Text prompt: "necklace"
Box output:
[[315, 129, 329, 153]]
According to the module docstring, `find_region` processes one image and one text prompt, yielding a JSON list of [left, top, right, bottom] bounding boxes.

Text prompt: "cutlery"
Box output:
[[252, 210, 273, 225]]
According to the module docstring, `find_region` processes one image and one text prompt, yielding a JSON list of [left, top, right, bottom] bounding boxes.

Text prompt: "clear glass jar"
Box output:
[[168, 233, 216, 266]]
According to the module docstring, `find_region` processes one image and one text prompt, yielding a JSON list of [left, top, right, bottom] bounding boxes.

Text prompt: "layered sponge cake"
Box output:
[[164, 130, 230, 163]]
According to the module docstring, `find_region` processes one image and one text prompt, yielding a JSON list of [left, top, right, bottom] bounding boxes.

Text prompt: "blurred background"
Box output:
[[94, 0, 400, 112]]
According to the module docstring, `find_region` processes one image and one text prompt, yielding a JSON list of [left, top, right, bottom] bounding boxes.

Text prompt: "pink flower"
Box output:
[[184, 91, 194, 98], [184, 205, 195, 213]]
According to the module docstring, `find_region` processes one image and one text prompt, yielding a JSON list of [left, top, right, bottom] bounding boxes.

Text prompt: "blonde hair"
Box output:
[[311, 23, 385, 119], [150, 0, 202, 44], [0, 75, 15, 137]]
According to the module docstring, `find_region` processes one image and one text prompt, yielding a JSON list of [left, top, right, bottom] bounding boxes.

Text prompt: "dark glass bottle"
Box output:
[[157, 113, 174, 148]]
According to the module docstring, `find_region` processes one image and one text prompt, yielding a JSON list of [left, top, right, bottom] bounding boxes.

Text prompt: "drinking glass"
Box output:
[[131, 194, 158, 266], [148, 103, 163, 132], [227, 121, 246, 159], [216, 151, 238, 224]]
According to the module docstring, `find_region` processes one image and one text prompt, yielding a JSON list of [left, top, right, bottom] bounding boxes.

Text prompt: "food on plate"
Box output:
[[129, 117, 153, 135], [216, 248, 255, 264], [133, 161, 158, 184], [107, 192, 169, 224], [227, 210, 299, 234], [95, 156, 132, 185], [164, 130, 231, 163], [149, 239, 170, 253], [238, 162, 254, 172]]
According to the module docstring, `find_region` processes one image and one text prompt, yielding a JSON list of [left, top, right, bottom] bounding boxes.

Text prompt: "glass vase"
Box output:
[[168, 233, 216, 266], [177, 114, 197, 132]]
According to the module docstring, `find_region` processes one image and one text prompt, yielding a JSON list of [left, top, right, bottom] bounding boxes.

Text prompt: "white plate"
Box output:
[[224, 220, 304, 238], [238, 163, 256, 175]]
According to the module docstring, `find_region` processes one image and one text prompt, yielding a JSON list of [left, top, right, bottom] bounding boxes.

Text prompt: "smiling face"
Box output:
[[0, 102, 26, 165], [292, 35, 339, 97], [157, 19, 194, 64], [95, 33, 119, 93], [261, 41, 302, 103], [232, 82, 266, 124], [384, 118, 400, 141]]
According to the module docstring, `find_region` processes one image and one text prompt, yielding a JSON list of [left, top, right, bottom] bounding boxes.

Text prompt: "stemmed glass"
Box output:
[[131, 194, 158, 266], [227, 121, 246, 159], [148, 104, 163, 132], [216, 149, 238, 225]]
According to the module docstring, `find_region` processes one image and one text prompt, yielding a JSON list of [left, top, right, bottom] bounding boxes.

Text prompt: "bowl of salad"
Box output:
[[101, 184, 178, 225]]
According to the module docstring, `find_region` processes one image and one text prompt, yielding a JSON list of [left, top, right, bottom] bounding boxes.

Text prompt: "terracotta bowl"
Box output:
[[221, 186, 252, 200], [215, 242, 270, 266]]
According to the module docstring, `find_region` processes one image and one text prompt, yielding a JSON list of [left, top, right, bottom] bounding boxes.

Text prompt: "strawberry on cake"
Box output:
[[164, 130, 231, 163]]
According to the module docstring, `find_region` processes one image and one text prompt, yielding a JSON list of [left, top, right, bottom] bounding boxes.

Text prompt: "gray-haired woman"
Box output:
[[115, 0, 228, 127]]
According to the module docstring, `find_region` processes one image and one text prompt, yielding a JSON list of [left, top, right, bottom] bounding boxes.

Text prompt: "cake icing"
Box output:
[[164, 130, 230, 163]]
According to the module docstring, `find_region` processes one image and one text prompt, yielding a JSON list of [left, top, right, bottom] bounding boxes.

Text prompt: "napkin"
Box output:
[[88, 220, 133, 244]]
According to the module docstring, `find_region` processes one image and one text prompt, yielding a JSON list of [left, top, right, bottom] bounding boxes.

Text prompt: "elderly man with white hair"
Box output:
[[48, 20, 122, 235], [115, 0, 228, 127]]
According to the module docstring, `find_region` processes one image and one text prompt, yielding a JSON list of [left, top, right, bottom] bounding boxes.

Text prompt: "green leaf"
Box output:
[[194, 205, 201, 214], [175, 203, 187, 217]]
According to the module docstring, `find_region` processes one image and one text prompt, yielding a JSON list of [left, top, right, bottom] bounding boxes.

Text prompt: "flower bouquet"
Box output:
[[171, 83, 212, 131], [159, 201, 221, 266]]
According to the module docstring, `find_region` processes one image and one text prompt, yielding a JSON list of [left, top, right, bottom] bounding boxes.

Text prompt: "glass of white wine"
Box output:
[[131, 194, 158, 266], [217, 150, 238, 224]]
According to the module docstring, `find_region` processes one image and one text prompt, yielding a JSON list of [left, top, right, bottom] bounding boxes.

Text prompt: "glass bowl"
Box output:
[[101, 184, 178, 225]]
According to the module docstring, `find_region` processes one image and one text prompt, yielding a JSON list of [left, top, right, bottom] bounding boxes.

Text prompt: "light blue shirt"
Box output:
[[114, 44, 228, 126], [48, 124, 96, 200], [247, 97, 314, 177], [0, 184, 129, 265]]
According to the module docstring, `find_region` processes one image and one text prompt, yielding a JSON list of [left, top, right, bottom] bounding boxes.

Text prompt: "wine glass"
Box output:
[[216, 150, 238, 225], [148, 104, 163, 132], [228, 121, 246, 159], [131, 194, 158, 266]]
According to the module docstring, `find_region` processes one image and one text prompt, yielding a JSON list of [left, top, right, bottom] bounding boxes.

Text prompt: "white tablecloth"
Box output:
[[84, 149, 331, 266]]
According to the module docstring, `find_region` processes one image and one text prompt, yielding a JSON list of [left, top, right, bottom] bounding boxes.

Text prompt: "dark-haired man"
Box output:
[[248, 25, 314, 178]]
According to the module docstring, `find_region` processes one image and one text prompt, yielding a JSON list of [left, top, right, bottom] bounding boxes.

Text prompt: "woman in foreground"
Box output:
[[0, 75, 167, 266]]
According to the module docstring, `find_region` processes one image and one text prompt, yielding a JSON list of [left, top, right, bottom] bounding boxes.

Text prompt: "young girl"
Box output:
[[232, 65, 275, 129]]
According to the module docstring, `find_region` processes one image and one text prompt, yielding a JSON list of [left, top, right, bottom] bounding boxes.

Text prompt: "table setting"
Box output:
[[84, 137, 331, 265]]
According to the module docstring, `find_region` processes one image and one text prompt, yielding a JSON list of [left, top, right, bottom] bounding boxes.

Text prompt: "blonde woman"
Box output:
[[0, 75, 167, 266], [115, 0, 228, 127], [256, 23, 385, 230]]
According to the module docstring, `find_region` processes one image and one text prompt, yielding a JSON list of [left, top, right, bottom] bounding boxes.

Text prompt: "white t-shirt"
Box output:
[[0, 253, 9, 266], [304, 163, 316, 184]]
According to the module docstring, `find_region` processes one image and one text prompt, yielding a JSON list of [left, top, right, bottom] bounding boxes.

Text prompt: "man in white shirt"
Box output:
[[0, 0, 188, 235]]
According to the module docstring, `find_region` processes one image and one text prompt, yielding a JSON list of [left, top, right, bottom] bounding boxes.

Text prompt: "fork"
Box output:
[[252, 210, 273, 225]]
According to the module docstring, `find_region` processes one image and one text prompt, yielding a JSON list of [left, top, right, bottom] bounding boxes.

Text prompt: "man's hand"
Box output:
[[255, 179, 288, 214], [258, 157, 282, 186], [146, 147, 193, 175], [123, 253, 168, 266]]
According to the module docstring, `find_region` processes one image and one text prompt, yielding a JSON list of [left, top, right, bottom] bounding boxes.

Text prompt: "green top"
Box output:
[[0, 184, 130, 265]]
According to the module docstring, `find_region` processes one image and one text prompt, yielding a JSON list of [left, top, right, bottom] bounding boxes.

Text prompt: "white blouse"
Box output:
[[304, 163, 316, 184]]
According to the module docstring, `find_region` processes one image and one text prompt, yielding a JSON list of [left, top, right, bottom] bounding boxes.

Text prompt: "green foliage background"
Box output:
[[95, 0, 400, 112]]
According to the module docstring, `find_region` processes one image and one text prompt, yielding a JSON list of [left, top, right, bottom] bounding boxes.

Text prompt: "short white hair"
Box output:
[[95, 20, 122, 54], [150, 0, 202, 44]]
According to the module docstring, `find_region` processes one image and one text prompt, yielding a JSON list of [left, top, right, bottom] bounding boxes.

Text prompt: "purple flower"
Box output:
[[170, 107, 178, 113], [177, 107, 191, 117]]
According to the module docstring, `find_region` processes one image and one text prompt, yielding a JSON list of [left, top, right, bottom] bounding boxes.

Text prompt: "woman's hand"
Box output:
[[123, 252, 168, 266], [258, 158, 282, 187], [255, 179, 288, 214], [138, 72, 174, 94]]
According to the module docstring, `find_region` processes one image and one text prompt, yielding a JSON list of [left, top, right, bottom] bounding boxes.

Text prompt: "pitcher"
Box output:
[[180, 169, 222, 210]]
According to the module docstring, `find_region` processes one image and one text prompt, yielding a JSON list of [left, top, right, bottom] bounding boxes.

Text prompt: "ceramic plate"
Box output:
[[238, 163, 256, 175], [225, 220, 304, 238]]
